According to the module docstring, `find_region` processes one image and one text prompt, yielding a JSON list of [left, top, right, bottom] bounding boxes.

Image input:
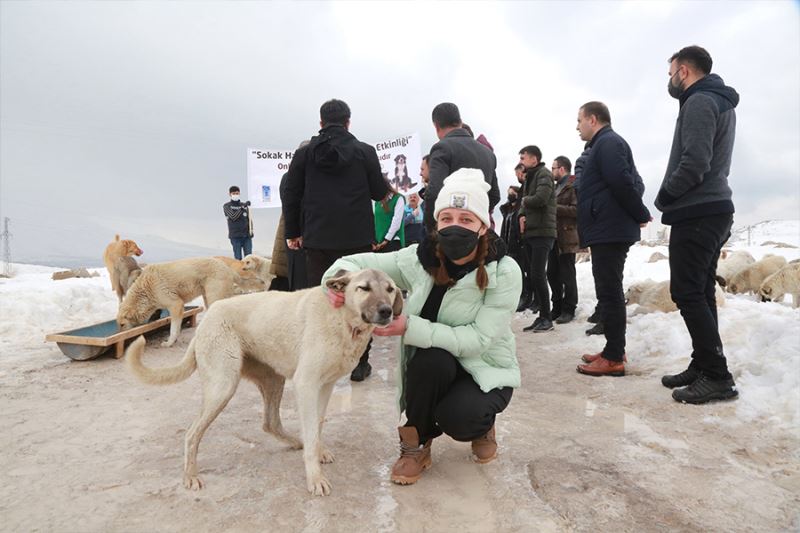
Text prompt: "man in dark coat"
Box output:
[[424, 103, 500, 231], [656, 46, 740, 404], [518, 145, 557, 333], [574, 101, 651, 377], [547, 156, 579, 324], [282, 99, 388, 381]]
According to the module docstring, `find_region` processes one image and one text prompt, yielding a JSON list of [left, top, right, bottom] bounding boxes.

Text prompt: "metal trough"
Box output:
[[45, 306, 203, 361]]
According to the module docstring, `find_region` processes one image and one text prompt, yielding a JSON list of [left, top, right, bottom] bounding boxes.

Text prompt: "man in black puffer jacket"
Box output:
[[282, 99, 389, 382], [574, 101, 651, 378], [656, 46, 740, 404]]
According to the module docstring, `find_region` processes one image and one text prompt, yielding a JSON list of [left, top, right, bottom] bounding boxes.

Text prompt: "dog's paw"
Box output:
[[319, 448, 335, 464], [183, 474, 204, 490], [161, 339, 176, 348], [307, 474, 332, 496]]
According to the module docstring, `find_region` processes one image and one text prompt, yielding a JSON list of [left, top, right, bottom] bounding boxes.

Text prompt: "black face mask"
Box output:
[[437, 225, 480, 261], [507, 194, 517, 203], [668, 74, 683, 99]]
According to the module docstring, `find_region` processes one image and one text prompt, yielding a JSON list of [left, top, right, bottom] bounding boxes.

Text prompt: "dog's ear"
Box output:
[[325, 269, 351, 292], [392, 286, 404, 317], [715, 275, 726, 287]]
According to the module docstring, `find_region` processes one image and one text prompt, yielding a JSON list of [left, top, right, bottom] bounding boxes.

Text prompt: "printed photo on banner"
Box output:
[[374, 133, 422, 195], [245, 148, 295, 209]]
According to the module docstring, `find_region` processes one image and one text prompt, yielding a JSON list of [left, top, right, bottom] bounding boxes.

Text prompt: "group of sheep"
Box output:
[[624, 249, 800, 315]]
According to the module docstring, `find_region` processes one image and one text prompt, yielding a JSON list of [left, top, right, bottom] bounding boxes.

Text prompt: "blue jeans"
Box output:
[[230, 237, 252, 260]]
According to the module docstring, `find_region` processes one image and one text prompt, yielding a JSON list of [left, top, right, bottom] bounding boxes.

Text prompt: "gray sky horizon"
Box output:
[[2, 1, 799, 263]]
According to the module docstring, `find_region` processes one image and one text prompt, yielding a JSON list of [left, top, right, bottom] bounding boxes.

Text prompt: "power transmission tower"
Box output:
[[2, 217, 12, 277]]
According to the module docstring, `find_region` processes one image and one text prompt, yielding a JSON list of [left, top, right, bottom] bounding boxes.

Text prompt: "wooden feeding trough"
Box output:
[[45, 306, 203, 361]]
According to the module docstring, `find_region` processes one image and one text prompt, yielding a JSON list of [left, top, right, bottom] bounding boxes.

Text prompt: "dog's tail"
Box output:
[[125, 335, 197, 385]]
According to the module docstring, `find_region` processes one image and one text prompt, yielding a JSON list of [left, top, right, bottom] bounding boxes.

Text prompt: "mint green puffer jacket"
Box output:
[[322, 244, 521, 411]]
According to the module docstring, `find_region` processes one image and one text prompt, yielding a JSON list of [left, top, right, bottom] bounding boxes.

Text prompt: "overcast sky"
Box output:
[[1, 0, 798, 261]]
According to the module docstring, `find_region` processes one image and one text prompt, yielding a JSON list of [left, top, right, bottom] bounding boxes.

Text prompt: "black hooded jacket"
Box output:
[[282, 125, 388, 249]]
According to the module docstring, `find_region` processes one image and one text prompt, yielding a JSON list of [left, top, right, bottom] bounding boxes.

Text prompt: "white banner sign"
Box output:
[[246, 148, 296, 209], [247, 132, 423, 208], [374, 132, 423, 196]]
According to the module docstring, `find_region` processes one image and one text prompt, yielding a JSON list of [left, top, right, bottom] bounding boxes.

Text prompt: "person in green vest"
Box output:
[[373, 180, 406, 253]]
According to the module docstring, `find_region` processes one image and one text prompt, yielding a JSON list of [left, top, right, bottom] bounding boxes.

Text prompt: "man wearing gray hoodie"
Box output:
[[655, 46, 740, 404]]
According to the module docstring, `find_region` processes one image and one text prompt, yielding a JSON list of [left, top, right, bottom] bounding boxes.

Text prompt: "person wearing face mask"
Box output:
[[656, 46, 740, 404], [223, 185, 253, 260], [322, 168, 521, 486]]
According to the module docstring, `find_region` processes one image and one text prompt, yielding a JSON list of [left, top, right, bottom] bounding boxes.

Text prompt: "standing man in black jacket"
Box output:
[[424, 103, 500, 232], [574, 101, 651, 378], [282, 99, 388, 381], [657, 46, 740, 404], [223, 185, 252, 260]]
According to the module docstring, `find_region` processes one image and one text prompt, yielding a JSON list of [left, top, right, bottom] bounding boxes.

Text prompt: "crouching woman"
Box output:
[[322, 168, 521, 485]]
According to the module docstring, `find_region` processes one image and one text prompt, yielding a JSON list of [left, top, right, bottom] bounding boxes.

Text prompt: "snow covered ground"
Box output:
[[1, 222, 799, 432]]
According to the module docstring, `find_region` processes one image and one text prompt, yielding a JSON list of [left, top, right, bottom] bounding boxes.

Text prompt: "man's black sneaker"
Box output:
[[672, 375, 738, 404], [522, 317, 544, 332], [585, 322, 604, 336], [661, 367, 701, 389], [587, 310, 600, 323], [531, 318, 554, 333], [555, 313, 574, 324], [350, 360, 372, 382]]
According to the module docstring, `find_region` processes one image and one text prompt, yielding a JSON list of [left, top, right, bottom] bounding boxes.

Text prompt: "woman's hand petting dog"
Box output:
[[372, 314, 407, 336], [326, 288, 345, 308]]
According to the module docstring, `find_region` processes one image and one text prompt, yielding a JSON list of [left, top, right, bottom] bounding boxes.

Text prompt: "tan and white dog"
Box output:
[[759, 263, 800, 307], [625, 279, 725, 315], [103, 234, 144, 302], [727, 254, 787, 295], [125, 269, 402, 496], [117, 257, 240, 347]]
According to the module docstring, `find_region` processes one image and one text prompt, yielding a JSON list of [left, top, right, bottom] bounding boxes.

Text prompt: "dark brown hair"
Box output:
[[580, 101, 611, 125]]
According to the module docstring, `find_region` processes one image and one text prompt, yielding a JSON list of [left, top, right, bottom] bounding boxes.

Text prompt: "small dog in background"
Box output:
[[103, 234, 144, 302], [113, 256, 143, 300]]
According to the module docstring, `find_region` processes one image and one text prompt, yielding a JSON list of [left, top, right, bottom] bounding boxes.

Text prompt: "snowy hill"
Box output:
[[729, 219, 800, 247]]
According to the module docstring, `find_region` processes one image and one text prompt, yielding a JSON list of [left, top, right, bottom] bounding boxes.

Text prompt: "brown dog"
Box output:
[[104, 235, 144, 302]]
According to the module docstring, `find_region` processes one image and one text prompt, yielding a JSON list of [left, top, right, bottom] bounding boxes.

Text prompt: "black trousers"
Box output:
[[304, 245, 373, 287], [590, 242, 632, 361], [526, 237, 555, 319], [547, 247, 578, 315], [669, 214, 733, 380], [512, 241, 532, 301], [405, 348, 513, 444]]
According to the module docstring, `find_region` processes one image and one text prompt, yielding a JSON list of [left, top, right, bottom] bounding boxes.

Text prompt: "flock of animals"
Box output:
[[626, 249, 800, 314]]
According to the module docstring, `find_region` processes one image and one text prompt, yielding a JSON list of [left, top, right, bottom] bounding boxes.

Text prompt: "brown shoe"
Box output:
[[390, 426, 432, 485], [577, 356, 626, 377], [581, 352, 627, 363], [471, 425, 497, 464]]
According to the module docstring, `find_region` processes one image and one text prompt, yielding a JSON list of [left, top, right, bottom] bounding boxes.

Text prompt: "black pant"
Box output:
[[669, 214, 733, 380], [405, 348, 513, 444], [304, 245, 373, 287], [287, 247, 308, 291], [512, 241, 532, 301], [547, 247, 577, 316], [590, 242, 632, 361], [526, 237, 554, 319]]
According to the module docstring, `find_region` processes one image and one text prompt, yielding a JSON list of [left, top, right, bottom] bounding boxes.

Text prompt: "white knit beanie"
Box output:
[[433, 168, 491, 228]]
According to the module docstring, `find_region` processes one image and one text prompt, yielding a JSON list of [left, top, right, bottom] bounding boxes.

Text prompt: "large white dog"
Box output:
[[125, 269, 402, 496], [759, 263, 800, 307]]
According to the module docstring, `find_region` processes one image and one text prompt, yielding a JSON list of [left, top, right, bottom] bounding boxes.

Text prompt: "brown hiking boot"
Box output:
[[576, 356, 626, 377], [581, 351, 627, 363], [471, 425, 497, 464], [390, 426, 432, 485]]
